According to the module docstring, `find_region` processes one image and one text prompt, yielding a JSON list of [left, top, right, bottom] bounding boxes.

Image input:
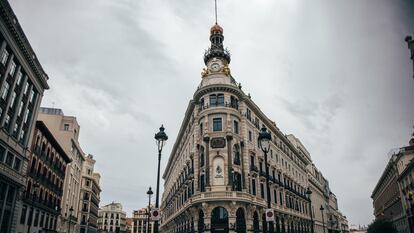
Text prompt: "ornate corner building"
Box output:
[[160, 22, 348, 233]]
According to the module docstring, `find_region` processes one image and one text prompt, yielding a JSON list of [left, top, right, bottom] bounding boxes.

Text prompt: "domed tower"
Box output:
[[200, 22, 237, 89]]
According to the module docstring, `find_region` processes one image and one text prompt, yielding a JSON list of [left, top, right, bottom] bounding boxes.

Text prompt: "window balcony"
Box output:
[[198, 102, 239, 112]]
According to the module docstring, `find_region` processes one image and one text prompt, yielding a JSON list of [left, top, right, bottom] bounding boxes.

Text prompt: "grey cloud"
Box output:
[[9, 0, 414, 226]]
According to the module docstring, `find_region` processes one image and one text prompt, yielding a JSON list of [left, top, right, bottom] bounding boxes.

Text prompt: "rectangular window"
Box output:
[[19, 130, 25, 142], [0, 146, 5, 163], [13, 157, 21, 171], [274, 190, 277, 204], [217, 94, 224, 106], [16, 71, 22, 85], [29, 90, 35, 103], [1, 49, 9, 65], [64, 124, 70, 131], [3, 114, 9, 128], [250, 155, 255, 167], [9, 92, 16, 107], [233, 120, 239, 134], [252, 179, 256, 195], [260, 183, 265, 198], [246, 108, 251, 120], [34, 210, 39, 227], [24, 110, 30, 123], [213, 118, 222, 131], [17, 102, 23, 116], [1, 82, 10, 100], [5, 152, 13, 166], [280, 192, 283, 206], [200, 175, 205, 192], [20, 205, 27, 224], [40, 212, 45, 228], [209, 95, 217, 106], [249, 131, 252, 141], [9, 61, 16, 76], [24, 83, 29, 95]]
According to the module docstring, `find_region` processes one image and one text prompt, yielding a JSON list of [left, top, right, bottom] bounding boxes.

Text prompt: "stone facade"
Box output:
[[131, 207, 154, 233], [37, 108, 85, 233], [160, 22, 348, 233], [97, 202, 127, 233], [78, 154, 101, 233], [371, 137, 414, 233], [0, 1, 49, 232], [15, 120, 71, 233]]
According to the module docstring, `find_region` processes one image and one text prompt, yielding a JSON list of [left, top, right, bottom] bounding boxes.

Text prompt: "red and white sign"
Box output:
[[151, 208, 161, 221], [265, 209, 274, 222]]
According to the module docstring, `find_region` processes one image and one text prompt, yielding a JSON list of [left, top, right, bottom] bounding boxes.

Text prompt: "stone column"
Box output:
[[240, 141, 246, 190], [204, 137, 211, 187], [226, 134, 233, 189]]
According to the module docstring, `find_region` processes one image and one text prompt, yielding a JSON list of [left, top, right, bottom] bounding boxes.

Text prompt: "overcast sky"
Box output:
[[9, 0, 414, 226]]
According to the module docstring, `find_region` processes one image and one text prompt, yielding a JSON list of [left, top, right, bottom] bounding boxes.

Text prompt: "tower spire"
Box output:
[[215, 0, 218, 24], [203, 0, 231, 65]]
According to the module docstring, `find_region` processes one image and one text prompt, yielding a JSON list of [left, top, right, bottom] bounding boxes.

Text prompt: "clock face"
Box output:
[[210, 62, 221, 72]]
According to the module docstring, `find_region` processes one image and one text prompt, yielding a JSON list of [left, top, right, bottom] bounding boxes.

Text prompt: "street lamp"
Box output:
[[306, 187, 314, 233], [154, 125, 168, 233], [147, 187, 154, 233], [258, 126, 273, 233], [67, 206, 74, 233], [320, 205, 326, 233]]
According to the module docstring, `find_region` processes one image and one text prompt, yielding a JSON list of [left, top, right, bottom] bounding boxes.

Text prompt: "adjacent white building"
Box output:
[[98, 202, 127, 233]]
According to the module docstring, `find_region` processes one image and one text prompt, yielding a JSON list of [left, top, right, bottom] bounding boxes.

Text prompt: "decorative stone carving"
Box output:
[[211, 137, 226, 148]]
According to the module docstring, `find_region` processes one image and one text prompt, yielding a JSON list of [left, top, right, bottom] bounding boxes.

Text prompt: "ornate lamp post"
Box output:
[[306, 187, 314, 233], [154, 125, 168, 233], [67, 206, 74, 233], [320, 205, 326, 233], [147, 187, 154, 233], [258, 126, 273, 233]]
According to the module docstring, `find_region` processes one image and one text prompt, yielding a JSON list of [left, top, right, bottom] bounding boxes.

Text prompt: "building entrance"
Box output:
[[211, 207, 229, 233]]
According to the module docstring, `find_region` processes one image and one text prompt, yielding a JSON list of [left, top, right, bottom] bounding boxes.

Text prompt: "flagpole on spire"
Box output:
[[215, 0, 218, 24]]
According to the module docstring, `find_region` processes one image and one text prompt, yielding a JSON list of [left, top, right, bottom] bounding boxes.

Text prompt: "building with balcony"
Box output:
[[37, 107, 86, 233], [16, 120, 71, 233], [371, 136, 414, 233], [131, 207, 154, 233], [78, 154, 101, 233], [160, 21, 348, 233], [0, 1, 49, 232], [97, 202, 126, 233]]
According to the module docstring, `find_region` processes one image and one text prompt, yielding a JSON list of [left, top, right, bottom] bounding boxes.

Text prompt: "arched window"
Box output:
[[253, 211, 259, 233], [198, 210, 204, 233], [211, 207, 228, 233], [233, 144, 240, 165], [235, 208, 246, 233]]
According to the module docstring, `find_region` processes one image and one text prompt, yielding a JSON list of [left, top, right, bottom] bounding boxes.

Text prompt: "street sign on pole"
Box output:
[[151, 208, 161, 221], [265, 209, 274, 222]]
